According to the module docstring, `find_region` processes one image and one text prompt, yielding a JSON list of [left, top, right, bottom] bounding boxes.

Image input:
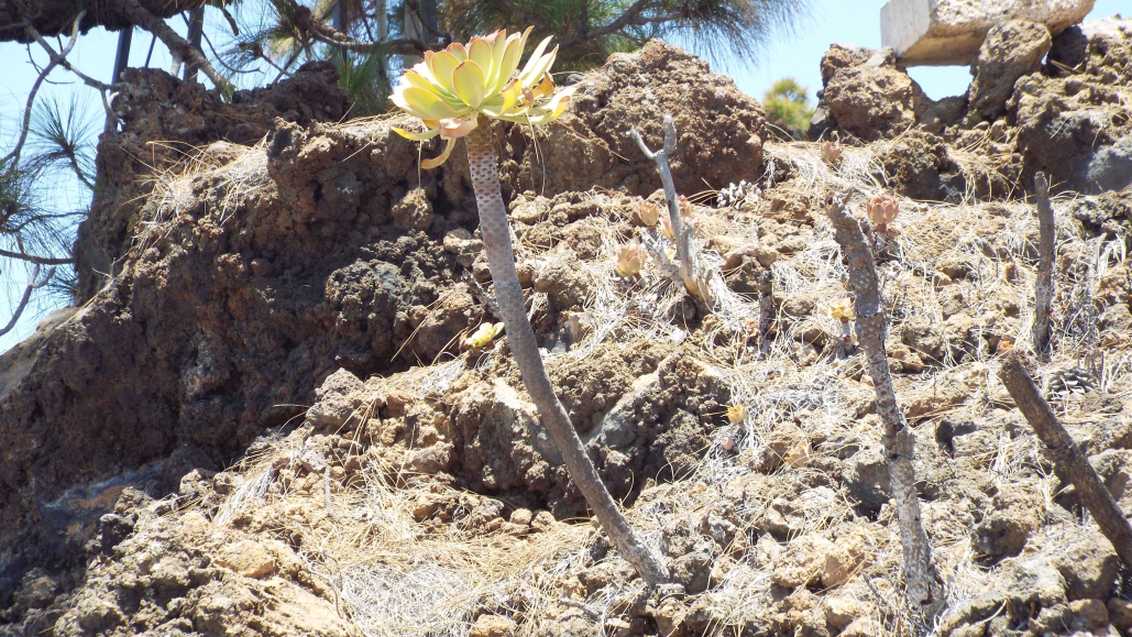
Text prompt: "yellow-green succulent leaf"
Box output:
[[392, 126, 440, 141], [421, 137, 456, 169], [488, 31, 510, 88], [402, 68, 445, 96], [399, 86, 459, 120], [445, 42, 467, 61], [468, 37, 495, 80], [499, 81, 523, 115], [392, 25, 572, 161], [452, 60, 487, 107], [428, 50, 462, 87], [519, 47, 558, 89], [518, 36, 553, 81], [409, 60, 437, 85], [495, 33, 525, 92]]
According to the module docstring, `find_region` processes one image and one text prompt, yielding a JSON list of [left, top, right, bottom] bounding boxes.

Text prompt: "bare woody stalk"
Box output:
[[465, 125, 669, 586], [827, 200, 943, 631], [1032, 172, 1055, 358], [629, 115, 707, 302], [998, 352, 1132, 567]]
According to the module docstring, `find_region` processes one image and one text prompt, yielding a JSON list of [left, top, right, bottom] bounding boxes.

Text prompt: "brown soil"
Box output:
[[3, 23, 1132, 637]]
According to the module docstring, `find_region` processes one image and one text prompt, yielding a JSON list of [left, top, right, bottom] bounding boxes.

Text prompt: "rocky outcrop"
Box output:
[[78, 62, 350, 301], [968, 20, 1051, 120], [815, 17, 1132, 196], [0, 39, 767, 611]]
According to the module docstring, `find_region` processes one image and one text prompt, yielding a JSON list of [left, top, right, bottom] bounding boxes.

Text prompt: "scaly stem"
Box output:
[[464, 125, 668, 586], [827, 199, 942, 633], [1032, 172, 1054, 359]]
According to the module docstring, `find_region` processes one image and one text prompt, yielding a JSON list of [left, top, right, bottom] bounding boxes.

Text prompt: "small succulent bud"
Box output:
[[726, 403, 747, 425], [820, 141, 843, 166], [464, 322, 504, 349], [830, 302, 855, 323], [615, 243, 647, 277], [633, 201, 660, 227], [866, 194, 900, 235]]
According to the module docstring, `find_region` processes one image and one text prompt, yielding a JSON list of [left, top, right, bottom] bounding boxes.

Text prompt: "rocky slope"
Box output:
[[2, 19, 1132, 637]]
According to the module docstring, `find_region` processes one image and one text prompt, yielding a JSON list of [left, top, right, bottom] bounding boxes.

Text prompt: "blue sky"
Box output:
[[0, 0, 1126, 352]]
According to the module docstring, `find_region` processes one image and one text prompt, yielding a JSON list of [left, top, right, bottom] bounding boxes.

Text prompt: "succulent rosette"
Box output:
[[391, 27, 575, 168]]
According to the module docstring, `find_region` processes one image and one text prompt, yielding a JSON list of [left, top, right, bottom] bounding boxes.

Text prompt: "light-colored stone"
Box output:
[[214, 539, 276, 578], [469, 614, 516, 637], [881, 0, 1095, 65]]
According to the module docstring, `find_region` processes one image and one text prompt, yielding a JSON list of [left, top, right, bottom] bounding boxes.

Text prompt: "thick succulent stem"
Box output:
[[1032, 172, 1054, 359], [998, 352, 1132, 568], [827, 200, 943, 632], [464, 125, 669, 586]]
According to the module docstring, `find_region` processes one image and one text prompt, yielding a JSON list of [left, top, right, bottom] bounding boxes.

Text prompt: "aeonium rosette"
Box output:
[[392, 27, 575, 168]]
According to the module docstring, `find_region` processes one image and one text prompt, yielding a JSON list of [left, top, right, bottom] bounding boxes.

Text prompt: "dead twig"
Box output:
[[998, 352, 1132, 568], [1032, 172, 1054, 358], [827, 197, 943, 632]]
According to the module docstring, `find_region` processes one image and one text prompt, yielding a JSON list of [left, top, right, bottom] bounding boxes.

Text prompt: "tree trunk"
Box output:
[[464, 125, 668, 586], [111, 27, 133, 84], [183, 7, 204, 82], [401, 0, 438, 66], [998, 353, 1132, 567], [0, 0, 200, 42], [827, 201, 943, 632]]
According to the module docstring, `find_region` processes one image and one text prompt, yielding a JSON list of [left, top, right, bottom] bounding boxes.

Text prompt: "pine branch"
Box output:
[[0, 246, 73, 266], [116, 0, 234, 95], [0, 12, 82, 170], [565, 0, 652, 47], [0, 263, 53, 338]]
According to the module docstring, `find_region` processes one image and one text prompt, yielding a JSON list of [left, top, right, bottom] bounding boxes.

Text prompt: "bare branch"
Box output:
[[0, 12, 82, 170], [0, 264, 53, 338], [1032, 172, 1055, 358], [25, 21, 112, 92], [285, 1, 433, 55], [998, 352, 1132, 567], [116, 0, 234, 95], [827, 197, 943, 632], [0, 247, 73, 266]]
